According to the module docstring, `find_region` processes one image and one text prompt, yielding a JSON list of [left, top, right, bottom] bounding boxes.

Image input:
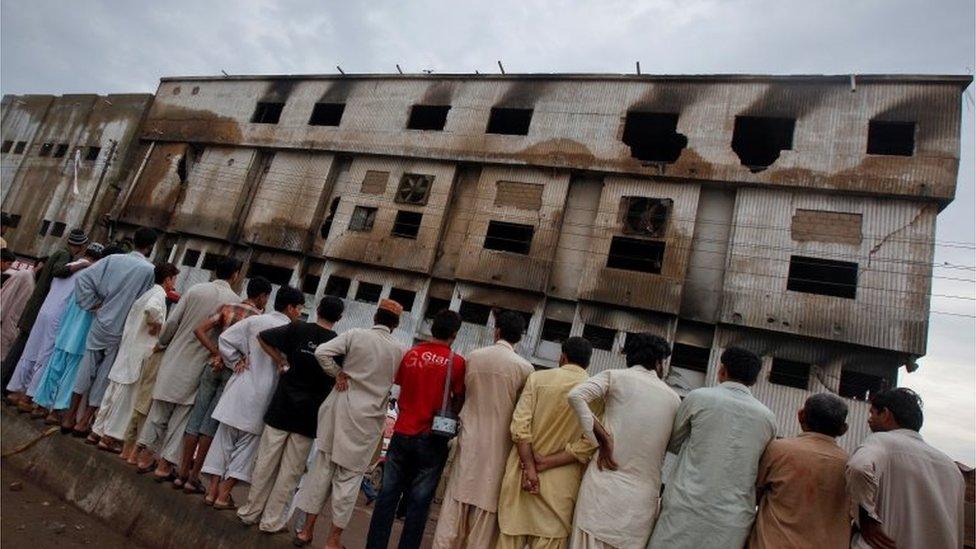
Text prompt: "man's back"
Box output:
[[79, 252, 154, 345], [651, 382, 776, 549], [848, 429, 965, 549], [453, 341, 533, 511], [749, 433, 849, 549]]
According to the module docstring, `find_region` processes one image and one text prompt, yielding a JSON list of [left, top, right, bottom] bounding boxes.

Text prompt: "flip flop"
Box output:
[[204, 497, 215, 506], [85, 434, 101, 445], [183, 482, 206, 495], [172, 477, 186, 490], [96, 442, 122, 454], [153, 471, 177, 483], [136, 462, 156, 474], [213, 497, 236, 511]]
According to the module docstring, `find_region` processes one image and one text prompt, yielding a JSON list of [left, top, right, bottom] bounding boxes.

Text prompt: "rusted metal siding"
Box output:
[[169, 146, 257, 239], [1, 94, 53, 202], [721, 188, 935, 354], [548, 175, 603, 299], [454, 166, 570, 292], [578, 176, 699, 313], [142, 76, 967, 202], [321, 156, 456, 273], [679, 187, 736, 322], [118, 143, 189, 229], [242, 151, 336, 251]]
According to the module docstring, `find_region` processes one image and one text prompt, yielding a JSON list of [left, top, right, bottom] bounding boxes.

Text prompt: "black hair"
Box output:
[[1, 248, 15, 262], [803, 393, 848, 437], [494, 310, 525, 345], [84, 248, 102, 261], [562, 336, 593, 368], [215, 256, 243, 280], [431, 309, 462, 340], [624, 333, 671, 368], [870, 388, 924, 431], [154, 262, 179, 284], [317, 296, 344, 323], [374, 308, 400, 330], [273, 286, 305, 313], [246, 276, 272, 299], [720, 346, 762, 386], [133, 227, 158, 250], [101, 245, 125, 257]]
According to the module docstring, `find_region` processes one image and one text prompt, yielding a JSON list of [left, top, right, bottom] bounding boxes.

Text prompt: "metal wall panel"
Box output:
[[169, 146, 257, 239]]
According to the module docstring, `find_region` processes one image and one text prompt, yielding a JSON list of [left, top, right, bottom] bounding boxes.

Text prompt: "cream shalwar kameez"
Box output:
[[846, 428, 966, 549], [92, 285, 167, 440], [137, 279, 240, 464], [200, 310, 290, 483], [294, 325, 404, 529], [567, 366, 680, 549], [496, 364, 598, 549], [432, 340, 534, 549]]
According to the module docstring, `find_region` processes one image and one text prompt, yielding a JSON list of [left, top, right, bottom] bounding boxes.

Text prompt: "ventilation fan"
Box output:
[[395, 174, 434, 205], [622, 197, 672, 237]]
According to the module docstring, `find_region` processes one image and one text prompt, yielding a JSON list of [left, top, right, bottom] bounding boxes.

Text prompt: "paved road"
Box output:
[[1, 465, 148, 548]]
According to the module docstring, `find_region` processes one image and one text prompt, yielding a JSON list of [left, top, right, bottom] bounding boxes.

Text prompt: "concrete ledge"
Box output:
[[0, 406, 292, 549]]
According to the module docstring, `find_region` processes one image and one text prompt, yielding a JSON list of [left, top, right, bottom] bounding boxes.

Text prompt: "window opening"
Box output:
[[53, 144, 69, 158], [582, 324, 616, 351], [407, 105, 450, 131], [13, 141, 26, 154], [388, 288, 417, 311], [302, 273, 321, 295], [839, 370, 886, 401], [606, 236, 665, 273], [39, 142, 54, 157], [484, 221, 534, 255], [8, 214, 21, 227], [486, 107, 533, 135], [620, 197, 672, 237], [392, 210, 422, 239], [309, 102, 345, 126], [251, 102, 285, 124], [323, 275, 351, 298], [354, 281, 383, 303], [38, 219, 51, 236], [458, 300, 492, 325], [867, 120, 915, 156], [541, 318, 572, 343], [787, 255, 858, 299], [85, 146, 101, 161], [1, 140, 13, 153], [424, 297, 451, 320], [49, 221, 66, 237], [200, 252, 227, 271], [731, 116, 795, 172], [769, 358, 811, 389], [670, 343, 710, 373], [621, 112, 687, 163], [395, 173, 434, 205], [348, 206, 378, 232], [320, 197, 340, 239], [247, 262, 293, 286]]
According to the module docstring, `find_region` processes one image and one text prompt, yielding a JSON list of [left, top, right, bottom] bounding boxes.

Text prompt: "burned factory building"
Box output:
[[2, 73, 970, 450]]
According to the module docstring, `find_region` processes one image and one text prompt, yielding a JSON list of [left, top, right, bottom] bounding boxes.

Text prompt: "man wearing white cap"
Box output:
[[293, 298, 405, 549]]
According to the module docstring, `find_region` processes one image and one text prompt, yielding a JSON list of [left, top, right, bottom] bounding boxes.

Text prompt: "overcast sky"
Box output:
[[2, 0, 974, 462]]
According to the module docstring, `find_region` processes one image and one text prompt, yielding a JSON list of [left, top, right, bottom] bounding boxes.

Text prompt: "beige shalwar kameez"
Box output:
[[294, 325, 404, 529], [496, 364, 598, 549], [432, 340, 534, 549], [568, 366, 680, 549], [846, 428, 966, 549]]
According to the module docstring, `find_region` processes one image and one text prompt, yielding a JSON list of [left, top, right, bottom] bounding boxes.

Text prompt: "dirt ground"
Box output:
[[1, 465, 147, 548]]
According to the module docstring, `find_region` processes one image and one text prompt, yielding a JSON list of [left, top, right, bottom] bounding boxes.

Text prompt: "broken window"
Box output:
[[38, 219, 50, 236], [39, 142, 54, 157], [320, 198, 340, 240], [670, 343, 710, 373], [388, 287, 417, 312], [486, 107, 533, 135], [53, 144, 69, 158], [458, 300, 492, 325], [541, 318, 572, 343], [731, 116, 795, 172], [302, 273, 321, 295], [495, 181, 543, 211], [247, 262, 293, 286], [49, 222, 66, 238], [621, 112, 688, 163], [606, 236, 665, 274], [582, 324, 616, 351], [484, 221, 534, 255], [769, 358, 811, 389], [308, 102, 345, 126], [360, 171, 389, 195], [181, 249, 201, 267], [391, 210, 422, 239], [85, 146, 101, 161], [323, 275, 351, 298], [354, 281, 383, 303], [348, 206, 378, 232], [424, 297, 451, 320], [407, 105, 450, 131], [8, 214, 20, 227], [839, 369, 885, 401], [867, 120, 915, 156], [620, 197, 672, 237], [13, 141, 26, 154], [200, 252, 227, 271], [395, 173, 434, 205], [251, 102, 285, 124], [1, 140, 13, 153], [787, 255, 858, 299]]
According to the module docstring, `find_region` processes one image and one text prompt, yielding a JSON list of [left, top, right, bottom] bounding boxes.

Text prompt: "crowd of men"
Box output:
[[0, 217, 968, 549]]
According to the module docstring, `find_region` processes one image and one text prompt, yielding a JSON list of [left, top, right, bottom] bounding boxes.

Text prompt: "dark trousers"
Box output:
[[365, 432, 449, 549], [1, 331, 29, 390]]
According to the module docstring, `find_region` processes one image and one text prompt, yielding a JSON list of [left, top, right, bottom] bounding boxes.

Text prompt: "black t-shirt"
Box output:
[[260, 321, 337, 438]]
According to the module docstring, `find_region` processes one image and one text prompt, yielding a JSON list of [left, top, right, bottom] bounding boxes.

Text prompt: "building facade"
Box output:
[[2, 73, 969, 450]]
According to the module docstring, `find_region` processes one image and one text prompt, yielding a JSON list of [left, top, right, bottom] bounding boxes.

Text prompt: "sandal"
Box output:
[[153, 471, 177, 483], [204, 496, 215, 506], [97, 441, 122, 454], [292, 535, 312, 547], [172, 477, 186, 490], [183, 482, 206, 495], [136, 462, 156, 474], [212, 496, 236, 511], [85, 433, 101, 445]]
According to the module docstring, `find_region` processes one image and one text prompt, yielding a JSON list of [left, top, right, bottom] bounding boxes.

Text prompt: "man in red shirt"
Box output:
[[365, 309, 465, 549]]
